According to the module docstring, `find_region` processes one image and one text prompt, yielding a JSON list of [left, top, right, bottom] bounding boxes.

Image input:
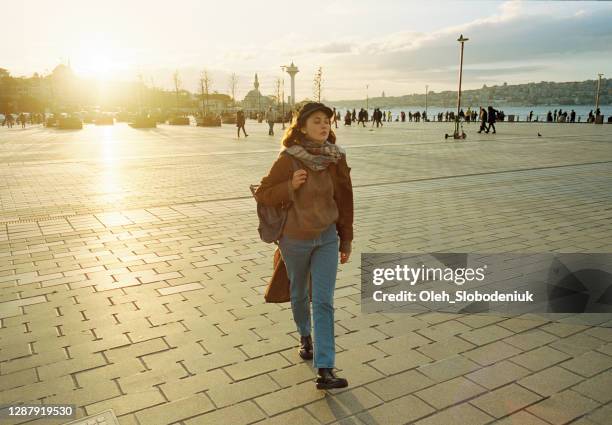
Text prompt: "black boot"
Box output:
[[316, 368, 348, 389], [299, 335, 313, 360]]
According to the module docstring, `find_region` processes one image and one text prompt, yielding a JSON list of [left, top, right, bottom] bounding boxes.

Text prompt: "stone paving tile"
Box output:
[[356, 394, 434, 425], [415, 376, 488, 410], [334, 361, 385, 390], [134, 394, 216, 425], [508, 345, 572, 372], [413, 403, 494, 425], [585, 326, 612, 342], [465, 360, 531, 390], [458, 324, 515, 346], [0, 375, 74, 405], [255, 381, 326, 416], [571, 369, 612, 403], [83, 387, 166, 417], [494, 410, 553, 425], [463, 341, 524, 366], [502, 329, 559, 351], [415, 320, 472, 342], [224, 352, 291, 381], [183, 400, 265, 425], [586, 404, 612, 425], [517, 365, 585, 396], [416, 335, 476, 361], [45, 379, 123, 408], [207, 373, 279, 408], [255, 408, 321, 425], [268, 363, 315, 388], [416, 354, 481, 382], [526, 390, 600, 425], [368, 349, 434, 376], [305, 387, 384, 424], [365, 370, 435, 402], [158, 369, 230, 402], [470, 383, 542, 418], [456, 314, 506, 329], [559, 349, 612, 379], [548, 331, 608, 357]]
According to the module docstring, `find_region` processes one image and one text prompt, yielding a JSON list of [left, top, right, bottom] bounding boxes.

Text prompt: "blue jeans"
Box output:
[[279, 223, 338, 368]]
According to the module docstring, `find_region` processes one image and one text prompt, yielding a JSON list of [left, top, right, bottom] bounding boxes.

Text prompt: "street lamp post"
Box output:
[[281, 77, 286, 129], [425, 84, 429, 121], [595, 73, 603, 121], [450, 34, 468, 139]]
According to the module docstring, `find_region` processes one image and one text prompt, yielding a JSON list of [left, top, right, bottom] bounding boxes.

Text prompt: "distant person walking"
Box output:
[[486, 106, 498, 134], [528, 110, 533, 122], [236, 110, 248, 138], [331, 107, 338, 129], [351, 109, 356, 122], [357, 108, 365, 127], [570, 110, 576, 123], [477, 107, 488, 133], [344, 110, 352, 126], [374, 108, 383, 127], [266, 107, 276, 136], [547, 111, 553, 123]]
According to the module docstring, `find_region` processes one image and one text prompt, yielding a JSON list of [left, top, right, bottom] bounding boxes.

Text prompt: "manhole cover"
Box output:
[[61, 409, 119, 425]]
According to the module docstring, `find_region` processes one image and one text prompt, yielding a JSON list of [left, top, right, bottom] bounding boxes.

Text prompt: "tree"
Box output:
[[172, 70, 181, 111], [228, 73, 238, 107], [275, 78, 281, 106], [200, 70, 212, 115], [313, 67, 322, 102]]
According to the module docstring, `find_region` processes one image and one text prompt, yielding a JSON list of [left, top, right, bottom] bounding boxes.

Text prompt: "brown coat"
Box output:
[[254, 152, 353, 247], [256, 151, 354, 303]]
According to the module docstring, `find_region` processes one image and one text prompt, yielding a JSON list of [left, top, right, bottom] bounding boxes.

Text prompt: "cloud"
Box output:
[[321, 2, 612, 97], [289, 41, 356, 55]]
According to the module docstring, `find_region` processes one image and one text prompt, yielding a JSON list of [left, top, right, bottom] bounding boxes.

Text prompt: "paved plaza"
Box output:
[[1, 120, 612, 425]]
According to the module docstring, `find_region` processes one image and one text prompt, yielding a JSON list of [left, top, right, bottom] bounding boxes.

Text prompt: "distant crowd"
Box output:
[[1, 112, 46, 128], [2, 106, 607, 132]]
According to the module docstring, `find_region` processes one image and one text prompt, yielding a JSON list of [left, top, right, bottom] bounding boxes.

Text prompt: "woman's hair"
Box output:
[[280, 116, 336, 148]]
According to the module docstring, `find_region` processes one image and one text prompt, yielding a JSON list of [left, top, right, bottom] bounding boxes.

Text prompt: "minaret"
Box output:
[[254, 73, 261, 112], [283, 62, 299, 108]]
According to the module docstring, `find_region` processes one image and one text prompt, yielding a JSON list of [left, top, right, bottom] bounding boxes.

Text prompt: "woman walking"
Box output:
[[236, 110, 248, 138], [255, 102, 353, 389]]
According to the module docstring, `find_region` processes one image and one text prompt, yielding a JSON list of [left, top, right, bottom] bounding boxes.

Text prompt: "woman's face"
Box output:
[[302, 111, 330, 143]]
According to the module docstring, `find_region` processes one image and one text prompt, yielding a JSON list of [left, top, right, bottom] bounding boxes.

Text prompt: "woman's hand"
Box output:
[[291, 169, 307, 190], [340, 251, 350, 264]]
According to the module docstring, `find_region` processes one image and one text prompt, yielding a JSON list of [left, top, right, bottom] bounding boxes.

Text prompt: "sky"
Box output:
[[2, 0, 611, 101]]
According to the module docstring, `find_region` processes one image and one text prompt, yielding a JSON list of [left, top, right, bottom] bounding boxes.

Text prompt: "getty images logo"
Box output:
[[372, 263, 487, 286]]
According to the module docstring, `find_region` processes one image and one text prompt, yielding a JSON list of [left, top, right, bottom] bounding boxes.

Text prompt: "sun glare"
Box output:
[[73, 49, 116, 80]]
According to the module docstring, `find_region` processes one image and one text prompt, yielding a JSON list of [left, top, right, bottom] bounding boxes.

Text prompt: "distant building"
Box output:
[[240, 73, 274, 114], [199, 93, 233, 114]]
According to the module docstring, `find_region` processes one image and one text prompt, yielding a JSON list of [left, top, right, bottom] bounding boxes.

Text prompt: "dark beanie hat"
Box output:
[[296, 102, 333, 125]]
